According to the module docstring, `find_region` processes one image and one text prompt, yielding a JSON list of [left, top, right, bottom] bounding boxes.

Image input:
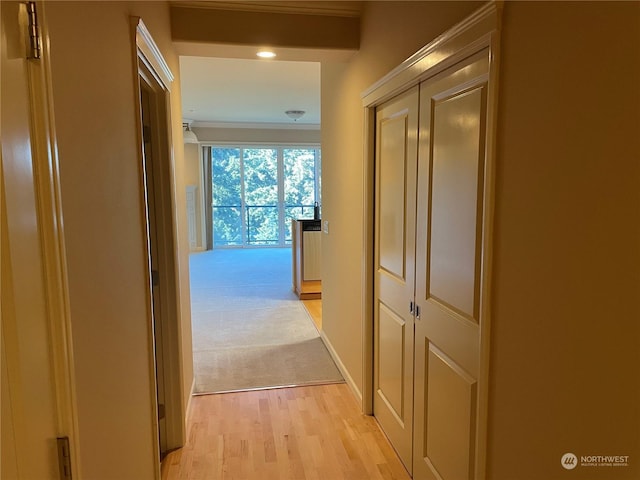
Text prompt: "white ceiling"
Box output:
[[180, 55, 321, 129], [175, 1, 363, 130]]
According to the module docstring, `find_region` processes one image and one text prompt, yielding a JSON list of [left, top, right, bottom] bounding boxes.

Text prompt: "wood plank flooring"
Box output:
[[161, 384, 410, 480], [302, 299, 322, 331]]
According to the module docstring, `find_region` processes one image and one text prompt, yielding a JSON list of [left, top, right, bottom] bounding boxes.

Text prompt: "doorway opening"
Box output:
[[134, 18, 185, 464], [179, 55, 337, 394]]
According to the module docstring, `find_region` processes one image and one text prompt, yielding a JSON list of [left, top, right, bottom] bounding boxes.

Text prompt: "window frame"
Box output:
[[204, 142, 322, 248]]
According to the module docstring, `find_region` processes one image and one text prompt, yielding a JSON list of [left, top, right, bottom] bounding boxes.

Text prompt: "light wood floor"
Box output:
[[161, 383, 410, 480], [302, 299, 322, 331]]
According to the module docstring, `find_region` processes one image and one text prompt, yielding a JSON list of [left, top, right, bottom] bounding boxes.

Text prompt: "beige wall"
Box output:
[[170, 3, 359, 50], [321, 0, 481, 399], [323, 1, 639, 478], [169, 40, 195, 443], [487, 2, 639, 478], [184, 143, 201, 187], [46, 1, 192, 478], [183, 142, 204, 250]]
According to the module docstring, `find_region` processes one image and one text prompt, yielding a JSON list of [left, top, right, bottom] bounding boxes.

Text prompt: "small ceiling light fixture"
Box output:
[[183, 122, 198, 144], [285, 110, 306, 121], [257, 50, 276, 59]]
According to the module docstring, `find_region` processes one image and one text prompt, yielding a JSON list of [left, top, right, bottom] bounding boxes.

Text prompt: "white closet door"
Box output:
[[373, 85, 419, 472], [413, 52, 490, 480]]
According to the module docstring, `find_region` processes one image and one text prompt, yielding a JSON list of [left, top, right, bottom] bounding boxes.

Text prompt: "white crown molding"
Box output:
[[361, 1, 500, 107], [169, 1, 363, 18], [192, 121, 320, 131]]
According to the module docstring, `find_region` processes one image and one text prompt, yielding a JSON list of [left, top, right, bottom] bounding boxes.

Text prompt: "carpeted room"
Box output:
[[189, 247, 343, 394]]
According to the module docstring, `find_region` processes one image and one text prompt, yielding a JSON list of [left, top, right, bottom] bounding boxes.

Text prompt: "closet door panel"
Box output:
[[373, 85, 419, 472], [425, 345, 477, 480], [377, 304, 407, 418], [413, 52, 489, 480], [429, 87, 484, 320], [379, 113, 410, 279]]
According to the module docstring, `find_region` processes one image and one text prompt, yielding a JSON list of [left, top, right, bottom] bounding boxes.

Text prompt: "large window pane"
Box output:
[[209, 145, 320, 247], [243, 148, 279, 245], [284, 148, 318, 242], [212, 148, 242, 246]]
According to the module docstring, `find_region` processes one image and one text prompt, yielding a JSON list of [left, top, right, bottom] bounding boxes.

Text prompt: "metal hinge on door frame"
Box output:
[[25, 1, 42, 59], [56, 436, 73, 480]]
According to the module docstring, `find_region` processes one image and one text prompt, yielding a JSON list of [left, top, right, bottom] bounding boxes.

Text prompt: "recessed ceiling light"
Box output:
[[257, 50, 276, 59]]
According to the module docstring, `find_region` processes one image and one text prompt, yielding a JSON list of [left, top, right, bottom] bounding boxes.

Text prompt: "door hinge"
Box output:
[[26, 2, 41, 59], [151, 269, 160, 286], [158, 403, 166, 420], [56, 436, 73, 480]]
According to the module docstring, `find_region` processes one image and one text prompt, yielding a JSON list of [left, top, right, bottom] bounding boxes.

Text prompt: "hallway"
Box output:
[[161, 383, 410, 480]]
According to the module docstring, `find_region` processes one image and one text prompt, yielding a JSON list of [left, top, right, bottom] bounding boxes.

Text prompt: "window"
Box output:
[[210, 146, 321, 247]]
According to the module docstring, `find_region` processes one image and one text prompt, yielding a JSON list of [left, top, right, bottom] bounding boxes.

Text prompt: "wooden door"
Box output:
[[1, 1, 76, 477], [413, 52, 491, 480], [373, 86, 419, 472]]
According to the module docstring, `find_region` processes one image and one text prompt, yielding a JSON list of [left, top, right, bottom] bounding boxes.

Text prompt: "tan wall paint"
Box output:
[[46, 1, 192, 478], [170, 4, 359, 50], [321, 0, 481, 398], [184, 144, 201, 187], [487, 2, 640, 478], [184, 142, 203, 250], [168, 42, 195, 439]]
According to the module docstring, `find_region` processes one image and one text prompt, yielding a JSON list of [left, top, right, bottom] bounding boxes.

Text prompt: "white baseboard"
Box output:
[[320, 330, 363, 406]]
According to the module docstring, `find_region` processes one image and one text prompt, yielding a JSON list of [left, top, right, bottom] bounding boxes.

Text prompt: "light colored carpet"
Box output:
[[190, 248, 343, 394]]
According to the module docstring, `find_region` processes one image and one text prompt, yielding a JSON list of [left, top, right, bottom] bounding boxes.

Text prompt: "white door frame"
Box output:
[[360, 3, 502, 478], [132, 17, 186, 471]]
